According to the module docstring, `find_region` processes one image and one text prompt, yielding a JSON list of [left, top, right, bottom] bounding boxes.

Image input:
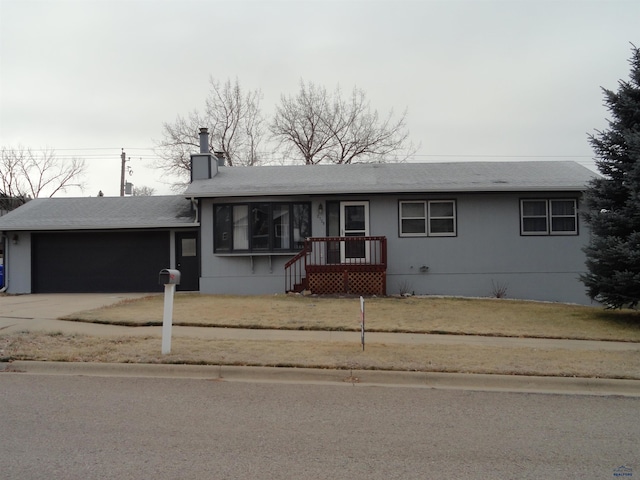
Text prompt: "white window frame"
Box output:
[[520, 199, 578, 236], [428, 200, 457, 237], [549, 199, 578, 235], [399, 201, 427, 237], [399, 200, 456, 237]]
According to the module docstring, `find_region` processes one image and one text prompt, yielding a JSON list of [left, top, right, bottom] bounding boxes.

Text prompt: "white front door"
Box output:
[[340, 201, 369, 263]]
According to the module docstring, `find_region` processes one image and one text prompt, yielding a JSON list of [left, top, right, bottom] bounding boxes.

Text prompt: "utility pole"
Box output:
[[120, 149, 126, 197], [120, 149, 134, 196]]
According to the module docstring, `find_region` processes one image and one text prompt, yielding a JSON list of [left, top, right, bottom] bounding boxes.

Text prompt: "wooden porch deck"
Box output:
[[285, 236, 387, 295]]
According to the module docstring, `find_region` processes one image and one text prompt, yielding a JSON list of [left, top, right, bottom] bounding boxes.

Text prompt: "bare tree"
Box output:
[[270, 81, 335, 164], [155, 77, 265, 187], [132, 185, 156, 196], [154, 110, 208, 182], [270, 80, 415, 165], [204, 77, 264, 166], [0, 146, 86, 208], [330, 87, 413, 164]]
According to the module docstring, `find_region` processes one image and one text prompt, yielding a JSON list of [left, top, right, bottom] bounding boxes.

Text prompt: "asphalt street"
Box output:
[[1, 373, 638, 480]]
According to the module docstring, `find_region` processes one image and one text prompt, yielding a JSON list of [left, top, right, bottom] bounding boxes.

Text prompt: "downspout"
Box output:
[[0, 232, 7, 293], [190, 197, 199, 224]]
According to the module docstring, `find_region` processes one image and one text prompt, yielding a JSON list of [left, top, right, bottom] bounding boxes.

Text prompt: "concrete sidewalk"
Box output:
[[2, 293, 640, 397], [1, 293, 639, 352]]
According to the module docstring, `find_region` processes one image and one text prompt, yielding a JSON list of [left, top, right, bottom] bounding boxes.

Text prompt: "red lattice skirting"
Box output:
[[307, 268, 386, 295]]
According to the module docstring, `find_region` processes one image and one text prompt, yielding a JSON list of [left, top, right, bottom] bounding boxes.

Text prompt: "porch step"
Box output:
[[291, 278, 308, 293]]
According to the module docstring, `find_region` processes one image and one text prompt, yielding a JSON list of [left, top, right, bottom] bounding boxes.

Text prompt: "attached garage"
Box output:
[[32, 230, 169, 293], [0, 196, 199, 294]]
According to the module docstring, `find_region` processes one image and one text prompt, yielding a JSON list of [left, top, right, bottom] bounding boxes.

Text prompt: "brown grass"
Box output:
[[3, 295, 640, 379], [2, 331, 639, 379], [62, 294, 640, 341]]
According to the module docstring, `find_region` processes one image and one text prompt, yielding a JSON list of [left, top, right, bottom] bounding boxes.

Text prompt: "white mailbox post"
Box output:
[[159, 269, 181, 355]]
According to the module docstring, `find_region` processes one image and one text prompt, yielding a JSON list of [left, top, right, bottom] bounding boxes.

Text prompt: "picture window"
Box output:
[[214, 202, 311, 252]]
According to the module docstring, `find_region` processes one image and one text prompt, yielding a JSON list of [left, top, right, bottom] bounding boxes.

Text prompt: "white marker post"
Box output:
[[159, 269, 180, 355], [162, 283, 176, 354]]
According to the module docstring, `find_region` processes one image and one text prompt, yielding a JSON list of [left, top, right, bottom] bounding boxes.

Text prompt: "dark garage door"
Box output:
[[32, 231, 170, 293]]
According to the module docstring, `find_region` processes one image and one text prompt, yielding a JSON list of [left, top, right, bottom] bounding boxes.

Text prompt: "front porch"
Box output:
[[285, 236, 387, 295]]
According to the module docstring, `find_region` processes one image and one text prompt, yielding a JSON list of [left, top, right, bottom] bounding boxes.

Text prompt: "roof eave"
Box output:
[[1, 222, 200, 232], [186, 185, 588, 198]]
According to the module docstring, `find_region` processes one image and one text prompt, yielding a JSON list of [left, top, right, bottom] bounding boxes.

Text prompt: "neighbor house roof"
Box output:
[[0, 196, 197, 231], [184, 161, 597, 198]]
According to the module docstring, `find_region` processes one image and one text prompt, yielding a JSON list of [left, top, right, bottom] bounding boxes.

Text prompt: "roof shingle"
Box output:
[[184, 161, 597, 197], [0, 196, 196, 231]]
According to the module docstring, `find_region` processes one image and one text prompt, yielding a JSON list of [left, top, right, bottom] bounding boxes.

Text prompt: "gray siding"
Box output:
[[198, 193, 593, 304], [3, 232, 32, 293], [379, 193, 590, 304]]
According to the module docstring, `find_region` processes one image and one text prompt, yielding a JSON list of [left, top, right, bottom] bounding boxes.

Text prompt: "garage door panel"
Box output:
[[33, 231, 169, 293]]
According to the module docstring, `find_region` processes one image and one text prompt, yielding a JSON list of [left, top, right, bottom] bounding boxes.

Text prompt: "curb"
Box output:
[[3, 361, 640, 397]]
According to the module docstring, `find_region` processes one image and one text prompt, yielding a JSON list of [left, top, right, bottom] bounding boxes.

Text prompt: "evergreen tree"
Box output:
[[581, 44, 640, 308]]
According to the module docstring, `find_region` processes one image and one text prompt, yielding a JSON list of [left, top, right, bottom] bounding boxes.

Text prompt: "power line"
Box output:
[[7, 147, 597, 167], [18, 147, 596, 157], [409, 154, 594, 158]]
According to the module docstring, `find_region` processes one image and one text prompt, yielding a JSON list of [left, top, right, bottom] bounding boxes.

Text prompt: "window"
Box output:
[[233, 205, 249, 249], [399, 200, 456, 237], [550, 200, 578, 233], [520, 199, 578, 235], [429, 201, 456, 236], [400, 202, 426, 235], [214, 202, 311, 253], [181, 238, 197, 257]]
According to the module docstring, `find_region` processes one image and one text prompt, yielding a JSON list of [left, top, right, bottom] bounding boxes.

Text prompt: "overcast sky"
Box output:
[[1, 0, 639, 197]]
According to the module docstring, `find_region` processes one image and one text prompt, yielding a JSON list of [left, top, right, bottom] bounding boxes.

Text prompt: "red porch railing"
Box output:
[[284, 236, 387, 295]]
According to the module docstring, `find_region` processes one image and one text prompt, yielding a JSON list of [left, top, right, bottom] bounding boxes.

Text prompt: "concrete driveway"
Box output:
[[0, 293, 154, 335], [0, 293, 152, 319]]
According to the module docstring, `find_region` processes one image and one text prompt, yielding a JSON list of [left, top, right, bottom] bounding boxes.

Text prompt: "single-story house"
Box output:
[[0, 143, 598, 304]]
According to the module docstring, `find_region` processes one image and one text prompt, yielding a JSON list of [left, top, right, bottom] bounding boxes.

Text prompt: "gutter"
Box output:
[[184, 186, 591, 198], [0, 223, 201, 231]]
